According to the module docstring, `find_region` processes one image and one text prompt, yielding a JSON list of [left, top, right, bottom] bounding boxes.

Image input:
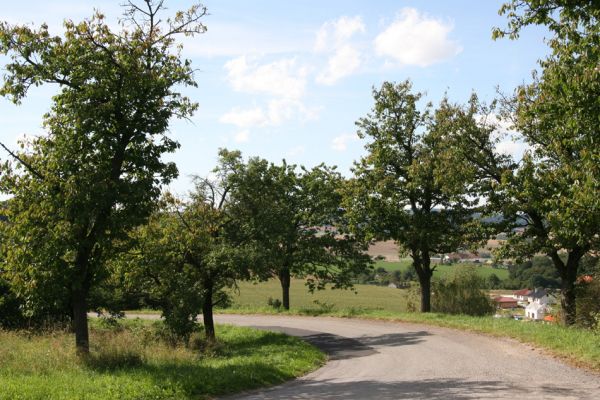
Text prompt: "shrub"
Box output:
[[576, 273, 600, 330], [267, 297, 282, 309], [0, 276, 25, 329], [432, 267, 495, 316]]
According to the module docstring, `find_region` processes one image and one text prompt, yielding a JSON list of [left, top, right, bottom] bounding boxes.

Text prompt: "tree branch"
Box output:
[[0, 141, 45, 180]]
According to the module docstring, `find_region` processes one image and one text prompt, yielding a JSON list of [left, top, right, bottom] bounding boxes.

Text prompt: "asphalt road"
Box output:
[[211, 314, 600, 400]]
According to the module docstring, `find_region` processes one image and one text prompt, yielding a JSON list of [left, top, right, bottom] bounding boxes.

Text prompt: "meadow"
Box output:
[[374, 259, 510, 280], [225, 263, 509, 315], [228, 278, 413, 313], [0, 319, 325, 400]]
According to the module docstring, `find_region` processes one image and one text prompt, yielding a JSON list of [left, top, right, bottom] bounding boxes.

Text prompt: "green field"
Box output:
[[374, 259, 510, 280], [228, 278, 412, 313], [227, 262, 510, 314], [0, 319, 325, 400]]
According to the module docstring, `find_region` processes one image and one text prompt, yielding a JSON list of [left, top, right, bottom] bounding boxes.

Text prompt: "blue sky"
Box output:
[[0, 1, 549, 195]]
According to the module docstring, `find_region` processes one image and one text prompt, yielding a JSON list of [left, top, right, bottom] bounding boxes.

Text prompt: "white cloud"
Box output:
[[221, 55, 320, 129], [331, 133, 358, 152], [224, 56, 308, 99], [477, 113, 530, 160], [234, 130, 250, 143], [496, 139, 528, 159], [314, 15, 366, 52], [316, 45, 362, 85], [374, 8, 462, 67], [219, 107, 267, 128], [220, 100, 319, 129], [313, 16, 365, 85], [268, 98, 321, 124]]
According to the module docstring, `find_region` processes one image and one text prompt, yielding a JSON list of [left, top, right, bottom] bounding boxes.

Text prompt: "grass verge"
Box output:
[[0, 319, 326, 400]]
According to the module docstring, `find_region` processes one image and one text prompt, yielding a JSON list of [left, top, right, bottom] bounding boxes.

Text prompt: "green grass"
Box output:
[[375, 259, 510, 280], [0, 319, 325, 400], [228, 278, 411, 313]]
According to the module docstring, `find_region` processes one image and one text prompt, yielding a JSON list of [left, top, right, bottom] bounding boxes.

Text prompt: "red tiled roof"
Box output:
[[494, 296, 518, 303], [514, 288, 531, 296]]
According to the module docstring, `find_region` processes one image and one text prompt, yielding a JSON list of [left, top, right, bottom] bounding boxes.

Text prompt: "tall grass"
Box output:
[[0, 319, 325, 400]]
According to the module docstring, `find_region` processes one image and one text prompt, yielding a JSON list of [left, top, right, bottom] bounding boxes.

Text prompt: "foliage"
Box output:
[[576, 273, 600, 330], [122, 156, 255, 341], [431, 267, 495, 316], [344, 81, 491, 312], [452, 0, 600, 325], [579, 254, 600, 276], [504, 256, 561, 289], [486, 273, 503, 289], [0, 275, 25, 329], [0, 1, 207, 351], [0, 319, 325, 400], [267, 297, 283, 310], [227, 151, 371, 309]]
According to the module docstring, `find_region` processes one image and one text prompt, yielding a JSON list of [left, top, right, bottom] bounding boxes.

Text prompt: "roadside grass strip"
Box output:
[[0, 320, 325, 400]]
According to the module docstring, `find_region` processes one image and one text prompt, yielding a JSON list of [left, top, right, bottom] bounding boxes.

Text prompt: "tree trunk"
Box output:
[[419, 275, 431, 312], [551, 249, 581, 326], [561, 279, 577, 326], [72, 292, 89, 355], [413, 250, 433, 313], [202, 283, 215, 342], [560, 255, 580, 326], [279, 268, 291, 310]]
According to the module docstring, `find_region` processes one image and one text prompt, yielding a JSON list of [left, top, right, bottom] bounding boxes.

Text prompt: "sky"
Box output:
[[0, 0, 550, 196]]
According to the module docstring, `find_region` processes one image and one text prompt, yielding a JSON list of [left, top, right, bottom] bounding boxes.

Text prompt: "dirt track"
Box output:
[[213, 314, 600, 400]]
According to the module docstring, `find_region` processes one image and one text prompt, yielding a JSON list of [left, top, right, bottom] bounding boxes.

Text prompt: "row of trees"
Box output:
[[108, 150, 370, 342], [346, 0, 600, 324], [0, 0, 598, 354]]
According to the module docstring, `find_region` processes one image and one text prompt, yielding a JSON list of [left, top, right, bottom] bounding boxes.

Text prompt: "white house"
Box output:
[[527, 288, 549, 304], [524, 288, 556, 320], [526, 302, 548, 320], [513, 288, 531, 302]]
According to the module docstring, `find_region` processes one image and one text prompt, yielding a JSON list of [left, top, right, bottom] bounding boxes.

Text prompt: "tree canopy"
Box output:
[[0, 0, 207, 352], [450, 0, 600, 325], [227, 152, 371, 310], [344, 81, 488, 312]]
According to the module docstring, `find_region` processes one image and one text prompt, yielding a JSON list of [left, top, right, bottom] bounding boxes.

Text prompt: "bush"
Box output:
[[0, 276, 25, 329], [576, 273, 600, 330], [432, 267, 495, 316], [267, 297, 282, 309]]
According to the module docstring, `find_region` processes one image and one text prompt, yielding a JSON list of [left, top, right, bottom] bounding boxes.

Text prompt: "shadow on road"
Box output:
[[235, 378, 593, 400], [357, 330, 430, 347], [249, 326, 376, 360], [248, 326, 429, 361]]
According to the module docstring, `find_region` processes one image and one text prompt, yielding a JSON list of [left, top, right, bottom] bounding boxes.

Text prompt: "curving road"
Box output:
[[215, 314, 600, 400]]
